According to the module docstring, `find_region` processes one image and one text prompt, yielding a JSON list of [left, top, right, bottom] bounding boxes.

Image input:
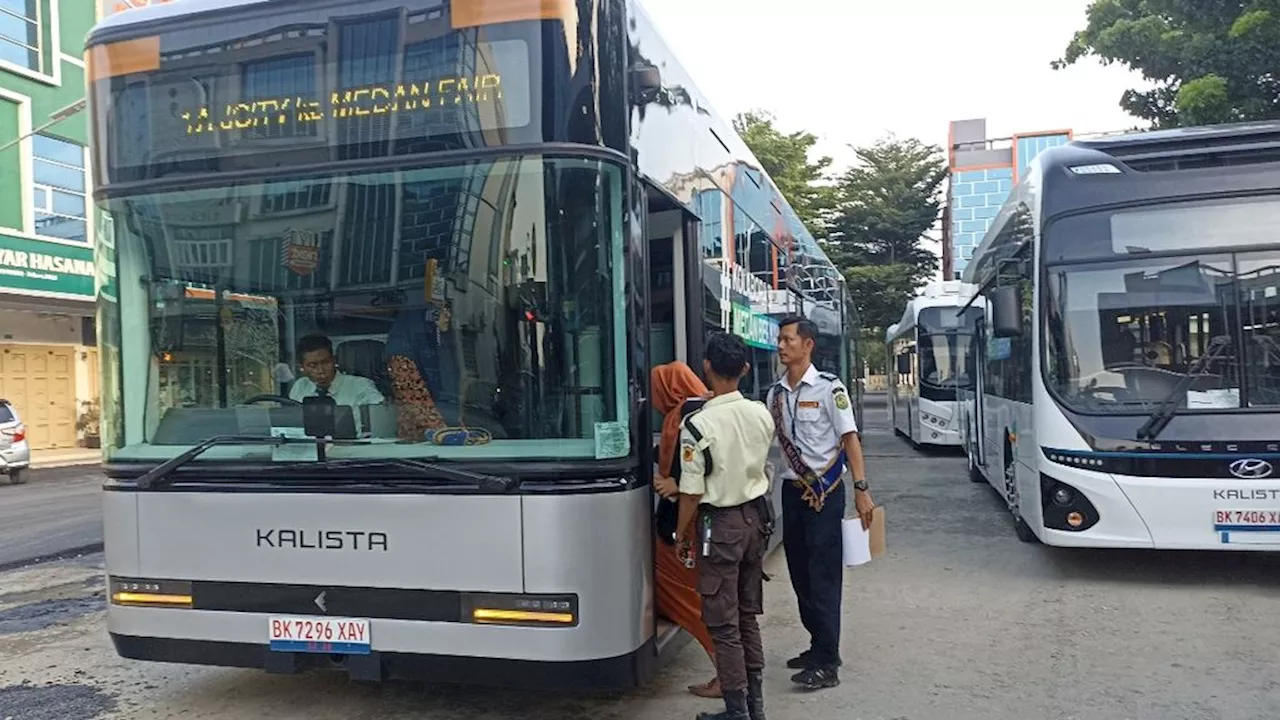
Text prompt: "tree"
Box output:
[[825, 136, 947, 287], [734, 110, 835, 236], [842, 263, 921, 343], [1053, 0, 1280, 127]]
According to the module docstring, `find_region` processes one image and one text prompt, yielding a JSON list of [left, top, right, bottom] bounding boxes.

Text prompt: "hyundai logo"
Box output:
[[1228, 459, 1275, 479]]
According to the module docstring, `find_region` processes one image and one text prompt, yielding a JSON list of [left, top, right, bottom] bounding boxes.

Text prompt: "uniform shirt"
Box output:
[[765, 364, 858, 480], [677, 391, 776, 508], [289, 372, 385, 408]]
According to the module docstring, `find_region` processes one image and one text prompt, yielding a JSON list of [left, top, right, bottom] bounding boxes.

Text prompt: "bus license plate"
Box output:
[[1213, 509, 1280, 530], [268, 616, 371, 654]]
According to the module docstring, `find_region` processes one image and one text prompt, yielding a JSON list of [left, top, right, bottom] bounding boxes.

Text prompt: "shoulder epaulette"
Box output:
[[818, 372, 839, 382]]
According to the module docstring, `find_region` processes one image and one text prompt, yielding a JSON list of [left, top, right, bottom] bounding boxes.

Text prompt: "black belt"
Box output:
[[700, 494, 776, 535]]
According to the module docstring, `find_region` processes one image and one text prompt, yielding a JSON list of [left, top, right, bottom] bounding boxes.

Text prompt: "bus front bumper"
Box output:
[[1036, 458, 1280, 550]]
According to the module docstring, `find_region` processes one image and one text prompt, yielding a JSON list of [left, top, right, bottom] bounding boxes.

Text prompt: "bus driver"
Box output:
[[289, 333, 386, 409]]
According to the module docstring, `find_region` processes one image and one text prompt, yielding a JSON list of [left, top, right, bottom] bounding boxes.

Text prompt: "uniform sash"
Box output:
[[770, 388, 844, 512]]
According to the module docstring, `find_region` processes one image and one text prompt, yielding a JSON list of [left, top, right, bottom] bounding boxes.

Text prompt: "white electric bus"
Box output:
[[959, 121, 1280, 549], [885, 280, 980, 447], [86, 0, 859, 690]]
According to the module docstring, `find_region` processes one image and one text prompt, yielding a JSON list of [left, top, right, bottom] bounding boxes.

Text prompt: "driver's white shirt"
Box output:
[[289, 372, 384, 408]]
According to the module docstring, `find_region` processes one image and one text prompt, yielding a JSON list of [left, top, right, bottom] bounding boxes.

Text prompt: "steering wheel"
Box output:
[[241, 394, 302, 406]]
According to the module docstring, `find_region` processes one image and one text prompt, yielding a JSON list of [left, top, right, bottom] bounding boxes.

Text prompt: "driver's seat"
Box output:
[[336, 339, 392, 398]]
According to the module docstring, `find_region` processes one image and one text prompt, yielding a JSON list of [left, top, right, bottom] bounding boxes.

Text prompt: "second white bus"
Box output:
[[960, 121, 1280, 549], [886, 280, 981, 447]]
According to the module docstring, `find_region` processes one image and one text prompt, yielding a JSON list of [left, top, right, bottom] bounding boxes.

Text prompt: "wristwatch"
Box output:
[[853, 480, 869, 492]]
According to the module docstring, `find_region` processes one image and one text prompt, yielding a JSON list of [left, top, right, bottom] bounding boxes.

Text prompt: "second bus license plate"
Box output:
[[268, 616, 371, 654], [1213, 509, 1280, 530]]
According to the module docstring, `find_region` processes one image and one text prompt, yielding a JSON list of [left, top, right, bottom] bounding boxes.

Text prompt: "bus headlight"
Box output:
[[1051, 486, 1074, 507], [1039, 475, 1100, 532], [110, 578, 193, 608]]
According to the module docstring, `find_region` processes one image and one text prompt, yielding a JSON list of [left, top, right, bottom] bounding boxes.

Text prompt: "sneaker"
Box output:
[[785, 651, 842, 670], [792, 666, 840, 690], [785, 651, 811, 669]]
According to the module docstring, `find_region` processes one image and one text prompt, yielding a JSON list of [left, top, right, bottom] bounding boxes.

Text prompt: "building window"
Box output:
[[32, 134, 88, 243], [0, 0, 40, 71]]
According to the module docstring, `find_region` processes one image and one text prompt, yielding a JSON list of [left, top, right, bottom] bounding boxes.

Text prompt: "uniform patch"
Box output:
[[682, 443, 696, 463], [834, 391, 850, 410]]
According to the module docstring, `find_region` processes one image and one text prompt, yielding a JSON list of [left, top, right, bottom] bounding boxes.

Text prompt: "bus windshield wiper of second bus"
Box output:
[[1135, 334, 1234, 441], [285, 457, 518, 494]]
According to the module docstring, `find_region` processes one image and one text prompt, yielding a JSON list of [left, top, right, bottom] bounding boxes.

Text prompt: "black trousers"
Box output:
[[781, 479, 845, 668]]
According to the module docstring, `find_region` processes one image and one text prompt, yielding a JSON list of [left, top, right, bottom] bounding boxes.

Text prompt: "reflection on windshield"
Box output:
[[1046, 253, 1280, 412], [100, 157, 627, 462], [917, 307, 979, 391]]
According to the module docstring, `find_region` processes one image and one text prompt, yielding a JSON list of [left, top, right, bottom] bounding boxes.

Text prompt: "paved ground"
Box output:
[[3, 396, 1280, 719], [0, 465, 103, 571]]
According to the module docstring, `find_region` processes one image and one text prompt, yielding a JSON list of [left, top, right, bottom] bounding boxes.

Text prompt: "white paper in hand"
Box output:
[[842, 516, 872, 567]]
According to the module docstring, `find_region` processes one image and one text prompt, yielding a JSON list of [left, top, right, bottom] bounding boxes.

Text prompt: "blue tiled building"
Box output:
[[942, 118, 1071, 279]]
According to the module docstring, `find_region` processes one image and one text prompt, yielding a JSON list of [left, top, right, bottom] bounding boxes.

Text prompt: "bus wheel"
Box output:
[[1013, 514, 1038, 543], [1005, 459, 1038, 543], [967, 451, 984, 483]]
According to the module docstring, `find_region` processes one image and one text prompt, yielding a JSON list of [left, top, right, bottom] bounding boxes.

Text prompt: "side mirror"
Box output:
[[895, 353, 911, 375], [991, 285, 1024, 338]]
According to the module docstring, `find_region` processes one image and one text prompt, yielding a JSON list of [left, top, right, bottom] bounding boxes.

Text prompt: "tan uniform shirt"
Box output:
[[677, 391, 775, 508]]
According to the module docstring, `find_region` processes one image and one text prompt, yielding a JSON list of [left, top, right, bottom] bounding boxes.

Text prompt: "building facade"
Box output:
[[0, 0, 100, 450], [943, 118, 1072, 280]]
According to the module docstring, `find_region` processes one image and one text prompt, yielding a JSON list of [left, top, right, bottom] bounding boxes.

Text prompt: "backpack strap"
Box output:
[[682, 410, 714, 477]]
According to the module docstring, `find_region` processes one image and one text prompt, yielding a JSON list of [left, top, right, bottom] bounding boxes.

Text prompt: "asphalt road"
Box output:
[[0, 465, 103, 571], [3, 396, 1280, 720]]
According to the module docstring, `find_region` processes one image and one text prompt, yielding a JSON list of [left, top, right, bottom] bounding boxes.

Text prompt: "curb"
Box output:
[[0, 543, 105, 574], [29, 457, 102, 471]]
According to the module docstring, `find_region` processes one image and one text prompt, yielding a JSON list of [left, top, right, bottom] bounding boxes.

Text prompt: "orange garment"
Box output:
[[655, 534, 716, 659], [652, 362, 712, 478], [650, 361, 716, 662]]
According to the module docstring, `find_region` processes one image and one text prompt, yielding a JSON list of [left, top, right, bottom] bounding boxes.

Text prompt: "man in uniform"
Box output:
[[766, 315, 873, 691], [675, 332, 777, 720]]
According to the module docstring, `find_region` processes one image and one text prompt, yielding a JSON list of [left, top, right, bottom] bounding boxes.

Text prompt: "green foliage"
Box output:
[[841, 263, 922, 339], [733, 110, 836, 237], [825, 137, 946, 286], [1054, 0, 1280, 127]]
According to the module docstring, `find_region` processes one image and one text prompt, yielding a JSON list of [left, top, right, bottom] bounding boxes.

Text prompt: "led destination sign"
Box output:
[[179, 74, 506, 136]]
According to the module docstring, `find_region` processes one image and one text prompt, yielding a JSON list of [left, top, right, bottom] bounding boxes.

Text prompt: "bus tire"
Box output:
[[1013, 513, 1038, 544], [1004, 450, 1038, 544], [967, 451, 984, 483]]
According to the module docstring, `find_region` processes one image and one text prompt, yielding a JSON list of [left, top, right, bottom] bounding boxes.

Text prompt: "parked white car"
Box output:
[[0, 399, 30, 484]]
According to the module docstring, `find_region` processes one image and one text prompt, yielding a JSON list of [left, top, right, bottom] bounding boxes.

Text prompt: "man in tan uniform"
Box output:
[[675, 332, 777, 720]]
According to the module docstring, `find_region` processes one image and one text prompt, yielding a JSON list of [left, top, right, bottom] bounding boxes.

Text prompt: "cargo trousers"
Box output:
[[697, 499, 768, 693]]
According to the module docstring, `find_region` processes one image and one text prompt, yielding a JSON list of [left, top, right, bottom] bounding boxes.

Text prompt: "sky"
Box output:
[[640, 0, 1152, 174]]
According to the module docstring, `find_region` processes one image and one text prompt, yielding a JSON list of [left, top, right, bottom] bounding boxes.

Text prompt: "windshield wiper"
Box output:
[[136, 434, 291, 489], [1135, 334, 1233, 441], [291, 458, 517, 494]]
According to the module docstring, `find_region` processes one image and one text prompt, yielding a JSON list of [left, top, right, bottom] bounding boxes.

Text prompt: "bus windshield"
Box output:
[[917, 307, 979, 390], [99, 156, 629, 463], [1043, 196, 1280, 413]]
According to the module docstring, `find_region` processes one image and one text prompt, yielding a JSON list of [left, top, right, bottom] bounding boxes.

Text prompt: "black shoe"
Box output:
[[791, 666, 840, 691], [746, 671, 766, 720], [696, 688, 750, 720], [786, 651, 842, 670], [785, 651, 811, 669]]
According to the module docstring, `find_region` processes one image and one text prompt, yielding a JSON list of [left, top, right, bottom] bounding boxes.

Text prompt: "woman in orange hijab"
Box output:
[[651, 361, 720, 699]]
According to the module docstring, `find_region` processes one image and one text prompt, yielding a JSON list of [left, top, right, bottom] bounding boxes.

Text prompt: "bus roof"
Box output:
[[886, 280, 979, 341], [93, 0, 270, 34]]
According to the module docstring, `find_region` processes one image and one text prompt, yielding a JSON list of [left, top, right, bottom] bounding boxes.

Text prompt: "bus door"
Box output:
[[972, 316, 988, 470]]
